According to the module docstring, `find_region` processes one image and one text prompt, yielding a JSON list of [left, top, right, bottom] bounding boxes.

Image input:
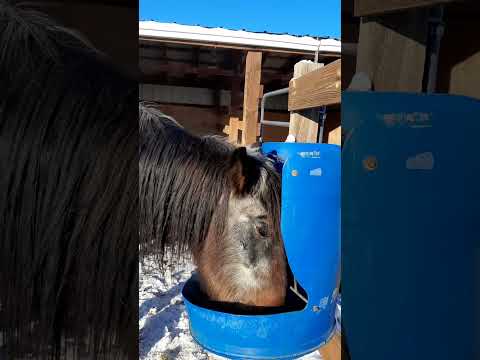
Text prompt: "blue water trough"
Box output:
[[182, 143, 341, 359]]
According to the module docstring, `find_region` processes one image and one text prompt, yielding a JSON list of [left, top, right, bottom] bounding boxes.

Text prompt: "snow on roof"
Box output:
[[139, 21, 340, 54]]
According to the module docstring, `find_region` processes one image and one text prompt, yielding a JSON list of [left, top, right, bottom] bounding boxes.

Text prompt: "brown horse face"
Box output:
[[196, 148, 287, 308]]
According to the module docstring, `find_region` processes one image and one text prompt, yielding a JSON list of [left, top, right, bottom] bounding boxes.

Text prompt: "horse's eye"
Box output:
[[255, 222, 269, 237]]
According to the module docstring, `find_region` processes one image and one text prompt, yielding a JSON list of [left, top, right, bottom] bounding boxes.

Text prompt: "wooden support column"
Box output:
[[241, 51, 262, 145], [228, 117, 240, 143], [288, 61, 324, 143]]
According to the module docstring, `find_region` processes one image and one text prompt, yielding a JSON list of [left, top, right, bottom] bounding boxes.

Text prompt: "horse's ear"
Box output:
[[229, 147, 257, 195]]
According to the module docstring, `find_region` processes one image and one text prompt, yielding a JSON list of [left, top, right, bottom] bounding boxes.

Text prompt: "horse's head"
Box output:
[[138, 106, 287, 308], [197, 147, 287, 308]]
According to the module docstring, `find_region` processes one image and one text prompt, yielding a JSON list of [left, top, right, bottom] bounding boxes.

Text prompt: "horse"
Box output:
[[139, 103, 288, 308], [0, 3, 137, 359]]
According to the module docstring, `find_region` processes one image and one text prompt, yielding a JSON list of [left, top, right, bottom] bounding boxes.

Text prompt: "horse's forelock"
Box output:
[[139, 107, 283, 266], [0, 3, 137, 358]]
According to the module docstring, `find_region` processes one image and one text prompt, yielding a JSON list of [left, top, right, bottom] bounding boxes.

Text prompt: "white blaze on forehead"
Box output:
[[238, 214, 250, 223], [228, 196, 267, 219]]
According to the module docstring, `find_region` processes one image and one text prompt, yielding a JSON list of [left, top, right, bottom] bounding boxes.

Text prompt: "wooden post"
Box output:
[[328, 126, 342, 145], [241, 51, 262, 145], [228, 117, 240, 143], [288, 61, 324, 143], [355, 10, 429, 91]]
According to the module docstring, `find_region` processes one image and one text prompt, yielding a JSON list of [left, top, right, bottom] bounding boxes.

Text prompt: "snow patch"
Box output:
[[139, 255, 324, 359]]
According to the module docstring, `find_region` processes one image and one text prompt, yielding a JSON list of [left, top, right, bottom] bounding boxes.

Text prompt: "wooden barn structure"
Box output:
[[343, 0, 480, 98], [139, 22, 341, 145]]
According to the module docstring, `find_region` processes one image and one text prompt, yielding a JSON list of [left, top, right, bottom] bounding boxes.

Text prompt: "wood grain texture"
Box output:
[[354, 0, 456, 16], [355, 10, 428, 91], [318, 333, 344, 360], [328, 126, 342, 145], [288, 61, 324, 143], [227, 117, 240, 143], [288, 59, 341, 112], [241, 51, 262, 145]]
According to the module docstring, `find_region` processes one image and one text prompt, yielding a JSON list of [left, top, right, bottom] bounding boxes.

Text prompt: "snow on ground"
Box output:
[[139, 255, 324, 360]]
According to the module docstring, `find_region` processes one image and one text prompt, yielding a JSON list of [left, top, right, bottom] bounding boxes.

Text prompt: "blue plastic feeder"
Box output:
[[342, 92, 480, 360], [182, 143, 341, 359]]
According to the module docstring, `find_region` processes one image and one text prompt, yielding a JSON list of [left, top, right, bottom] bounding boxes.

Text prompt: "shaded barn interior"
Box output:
[[139, 25, 341, 142]]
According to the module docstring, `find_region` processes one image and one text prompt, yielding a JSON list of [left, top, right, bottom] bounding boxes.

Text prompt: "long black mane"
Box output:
[[0, 3, 137, 359], [139, 102, 282, 265]]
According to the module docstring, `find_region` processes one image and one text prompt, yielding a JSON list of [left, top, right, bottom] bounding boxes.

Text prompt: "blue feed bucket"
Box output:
[[183, 143, 341, 359]]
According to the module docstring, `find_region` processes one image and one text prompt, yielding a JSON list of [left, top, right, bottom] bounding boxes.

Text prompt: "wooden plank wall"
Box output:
[[353, 0, 480, 97], [355, 9, 429, 91]]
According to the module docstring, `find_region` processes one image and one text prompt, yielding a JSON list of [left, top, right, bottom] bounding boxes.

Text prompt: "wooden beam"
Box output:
[[288, 61, 325, 143], [140, 37, 341, 57], [241, 51, 262, 145], [140, 61, 236, 77], [288, 59, 341, 112], [140, 59, 291, 81], [354, 0, 456, 17], [223, 118, 262, 143]]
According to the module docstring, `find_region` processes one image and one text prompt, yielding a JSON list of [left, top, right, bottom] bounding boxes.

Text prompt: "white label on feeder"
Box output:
[[298, 151, 321, 158], [318, 296, 329, 310], [379, 112, 432, 128], [309, 168, 322, 176], [406, 152, 434, 170]]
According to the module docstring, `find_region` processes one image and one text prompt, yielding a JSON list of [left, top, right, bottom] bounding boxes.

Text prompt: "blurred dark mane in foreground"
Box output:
[[0, 2, 138, 359]]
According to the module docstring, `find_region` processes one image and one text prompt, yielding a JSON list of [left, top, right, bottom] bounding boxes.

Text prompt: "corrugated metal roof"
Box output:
[[139, 21, 340, 54]]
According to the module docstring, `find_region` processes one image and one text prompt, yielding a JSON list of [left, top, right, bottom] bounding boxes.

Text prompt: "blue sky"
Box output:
[[140, 0, 340, 39]]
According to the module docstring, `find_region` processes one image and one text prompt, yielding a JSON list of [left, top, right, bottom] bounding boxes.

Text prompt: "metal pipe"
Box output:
[[317, 106, 327, 143], [289, 285, 308, 304], [261, 120, 290, 128], [425, 5, 445, 93], [259, 87, 290, 141]]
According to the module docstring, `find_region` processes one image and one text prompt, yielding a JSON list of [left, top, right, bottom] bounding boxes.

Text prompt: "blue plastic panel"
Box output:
[[342, 91, 480, 360], [278, 144, 341, 309]]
